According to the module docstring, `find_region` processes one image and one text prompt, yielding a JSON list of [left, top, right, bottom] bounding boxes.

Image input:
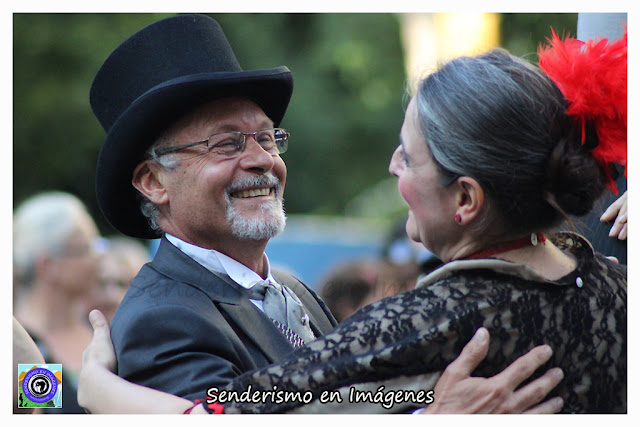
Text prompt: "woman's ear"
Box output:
[[132, 161, 169, 206], [454, 176, 485, 225]]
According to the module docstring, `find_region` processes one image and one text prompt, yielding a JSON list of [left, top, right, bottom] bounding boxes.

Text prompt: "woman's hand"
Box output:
[[601, 191, 627, 240], [420, 328, 564, 414], [77, 309, 117, 412], [78, 310, 199, 414], [83, 309, 117, 373]]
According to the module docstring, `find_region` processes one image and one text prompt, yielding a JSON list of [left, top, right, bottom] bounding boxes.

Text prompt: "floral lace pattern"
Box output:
[[221, 233, 626, 414]]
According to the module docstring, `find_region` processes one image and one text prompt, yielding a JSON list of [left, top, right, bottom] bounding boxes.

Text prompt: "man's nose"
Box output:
[[238, 137, 276, 172]]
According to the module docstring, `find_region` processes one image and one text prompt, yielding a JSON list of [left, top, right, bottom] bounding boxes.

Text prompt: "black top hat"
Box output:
[[91, 14, 293, 239]]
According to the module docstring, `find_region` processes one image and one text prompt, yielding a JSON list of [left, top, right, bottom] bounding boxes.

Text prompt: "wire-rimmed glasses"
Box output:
[[153, 128, 289, 159]]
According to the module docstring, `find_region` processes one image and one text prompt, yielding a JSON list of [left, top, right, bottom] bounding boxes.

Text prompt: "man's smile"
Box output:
[[230, 187, 274, 199]]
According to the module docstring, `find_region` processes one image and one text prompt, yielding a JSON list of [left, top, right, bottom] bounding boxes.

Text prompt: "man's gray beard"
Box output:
[[225, 198, 286, 240], [224, 173, 287, 241]]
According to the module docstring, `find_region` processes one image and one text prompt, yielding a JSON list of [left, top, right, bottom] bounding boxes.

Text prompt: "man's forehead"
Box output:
[[169, 97, 274, 138], [199, 97, 270, 121]]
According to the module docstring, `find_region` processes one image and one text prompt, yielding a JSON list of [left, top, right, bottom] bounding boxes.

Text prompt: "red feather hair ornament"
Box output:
[[538, 29, 627, 194]]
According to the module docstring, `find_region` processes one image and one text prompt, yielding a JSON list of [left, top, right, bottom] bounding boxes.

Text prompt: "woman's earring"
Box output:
[[455, 214, 462, 224]]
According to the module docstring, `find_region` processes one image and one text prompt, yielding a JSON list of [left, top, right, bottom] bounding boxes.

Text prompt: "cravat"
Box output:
[[247, 280, 316, 347]]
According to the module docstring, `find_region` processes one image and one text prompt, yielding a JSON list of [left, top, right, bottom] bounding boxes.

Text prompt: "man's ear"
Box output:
[[132, 161, 169, 206], [454, 176, 485, 225]]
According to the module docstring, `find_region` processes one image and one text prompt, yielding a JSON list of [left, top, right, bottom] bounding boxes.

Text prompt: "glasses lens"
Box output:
[[274, 129, 288, 154], [207, 133, 244, 157], [255, 129, 279, 154]]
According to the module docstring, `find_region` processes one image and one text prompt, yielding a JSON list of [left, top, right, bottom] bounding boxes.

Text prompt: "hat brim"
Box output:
[[96, 67, 293, 239]]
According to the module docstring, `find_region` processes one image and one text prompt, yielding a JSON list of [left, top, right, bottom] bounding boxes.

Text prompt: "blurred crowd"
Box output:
[[317, 216, 442, 323]]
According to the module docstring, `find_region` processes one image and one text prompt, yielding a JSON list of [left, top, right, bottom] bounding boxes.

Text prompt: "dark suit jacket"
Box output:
[[110, 237, 337, 401]]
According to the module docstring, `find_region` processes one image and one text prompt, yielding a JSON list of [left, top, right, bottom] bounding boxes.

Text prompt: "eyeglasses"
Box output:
[[153, 128, 289, 159]]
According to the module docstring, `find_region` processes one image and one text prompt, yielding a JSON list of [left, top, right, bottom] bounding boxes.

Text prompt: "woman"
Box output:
[[79, 32, 626, 414]]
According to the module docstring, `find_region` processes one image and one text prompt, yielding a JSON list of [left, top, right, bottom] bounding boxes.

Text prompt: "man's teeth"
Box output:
[[234, 188, 271, 198]]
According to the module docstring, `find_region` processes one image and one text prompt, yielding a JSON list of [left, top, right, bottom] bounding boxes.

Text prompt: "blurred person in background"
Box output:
[[13, 191, 102, 413], [317, 256, 421, 321], [87, 236, 151, 323], [361, 259, 421, 306], [317, 259, 378, 322]]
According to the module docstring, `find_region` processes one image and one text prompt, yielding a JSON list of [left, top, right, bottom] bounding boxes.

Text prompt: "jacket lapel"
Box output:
[[151, 237, 294, 363], [220, 296, 294, 363]]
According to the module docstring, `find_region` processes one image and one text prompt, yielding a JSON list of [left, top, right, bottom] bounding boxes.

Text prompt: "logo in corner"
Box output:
[[18, 364, 62, 408]]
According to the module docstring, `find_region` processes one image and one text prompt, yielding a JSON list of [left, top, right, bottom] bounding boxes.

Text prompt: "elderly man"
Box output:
[[92, 14, 335, 400], [89, 14, 561, 412]]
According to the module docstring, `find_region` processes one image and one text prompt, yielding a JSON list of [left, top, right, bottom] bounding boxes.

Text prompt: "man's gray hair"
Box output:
[[137, 133, 181, 233]]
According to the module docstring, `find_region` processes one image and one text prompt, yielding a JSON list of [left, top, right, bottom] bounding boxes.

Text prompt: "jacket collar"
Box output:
[[150, 236, 245, 304], [150, 236, 295, 359]]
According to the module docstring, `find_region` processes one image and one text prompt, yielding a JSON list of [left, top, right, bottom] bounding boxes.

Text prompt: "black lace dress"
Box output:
[[213, 233, 626, 414]]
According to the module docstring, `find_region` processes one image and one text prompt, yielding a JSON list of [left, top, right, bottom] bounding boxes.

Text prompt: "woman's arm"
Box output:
[[13, 317, 46, 414], [78, 310, 206, 414], [79, 310, 562, 414]]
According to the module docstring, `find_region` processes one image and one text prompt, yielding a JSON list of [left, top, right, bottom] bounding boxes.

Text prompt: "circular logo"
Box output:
[[22, 367, 58, 403]]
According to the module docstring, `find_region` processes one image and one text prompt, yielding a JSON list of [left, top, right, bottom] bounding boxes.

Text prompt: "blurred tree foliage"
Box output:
[[501, 13, 578, 59], [13, 13, 577, 235]]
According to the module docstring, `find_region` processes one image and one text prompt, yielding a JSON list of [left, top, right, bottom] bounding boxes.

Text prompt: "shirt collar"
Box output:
[[165, 234, 277, 290]]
